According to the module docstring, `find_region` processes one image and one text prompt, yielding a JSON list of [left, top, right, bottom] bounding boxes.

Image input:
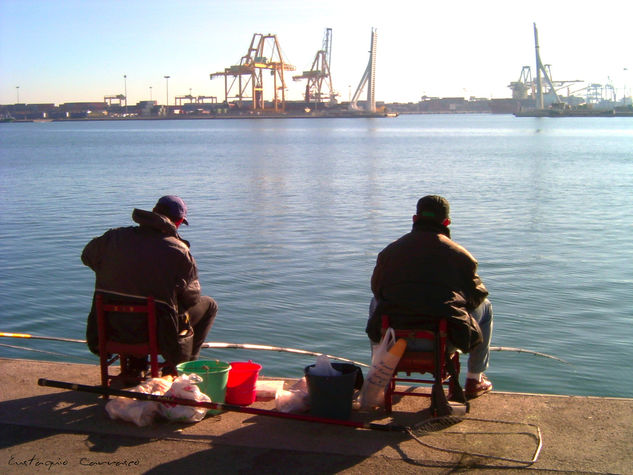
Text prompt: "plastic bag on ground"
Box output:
[[105, 377, 174, 427], [255, 380, 285, 400], [159, 373, 211, 423], [275, 377, 309, 413]]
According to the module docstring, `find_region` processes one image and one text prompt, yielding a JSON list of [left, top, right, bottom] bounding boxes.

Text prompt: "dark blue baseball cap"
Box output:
[[153, 195, 188, 225]]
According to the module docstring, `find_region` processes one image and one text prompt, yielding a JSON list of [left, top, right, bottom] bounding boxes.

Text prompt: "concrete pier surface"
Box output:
[[1, 358, 631, 474]]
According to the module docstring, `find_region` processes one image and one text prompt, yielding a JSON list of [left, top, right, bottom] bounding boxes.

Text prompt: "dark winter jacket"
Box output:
[[366, 220, 487, 352], [82, 208, 201, 362]]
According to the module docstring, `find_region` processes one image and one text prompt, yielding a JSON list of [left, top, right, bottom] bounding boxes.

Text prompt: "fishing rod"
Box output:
[[0, 332, 85, 344], [202, 342, 370, 367], [37, 378, 542, 465], [38, 378, 389, 430], [1, 332, 568, 365], [0, 332, 368, 367]]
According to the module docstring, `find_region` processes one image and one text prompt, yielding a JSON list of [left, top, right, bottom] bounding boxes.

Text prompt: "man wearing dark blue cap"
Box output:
[[367, 195, 494, 399], [82, 195, 218, 379]]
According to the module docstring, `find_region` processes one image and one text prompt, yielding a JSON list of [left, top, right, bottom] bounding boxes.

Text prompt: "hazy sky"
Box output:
[[1, 0, 631, 105]]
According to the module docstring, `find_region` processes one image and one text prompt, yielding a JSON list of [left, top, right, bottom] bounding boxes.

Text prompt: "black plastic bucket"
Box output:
[[304, 363, 363, 420]]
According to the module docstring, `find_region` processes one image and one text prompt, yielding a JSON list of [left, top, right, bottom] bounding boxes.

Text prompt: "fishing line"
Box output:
[[490, 346, 570, 364], [0, 342, 95, 363]]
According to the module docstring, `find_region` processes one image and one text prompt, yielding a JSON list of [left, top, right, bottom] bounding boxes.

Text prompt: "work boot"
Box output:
[[465, 374, 492, 399]]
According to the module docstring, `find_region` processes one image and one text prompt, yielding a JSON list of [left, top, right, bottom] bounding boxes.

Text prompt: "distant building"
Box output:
[[59, 102, 108, 118]]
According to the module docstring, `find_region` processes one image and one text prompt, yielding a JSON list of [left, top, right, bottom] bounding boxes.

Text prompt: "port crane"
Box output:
[[176, 94, 218, 106], [293, 28, 338, 106], [175, 94, 195, 106], [509, 66, 534, 100], [210, 34, 295, 112], [196, 96, 217, 104], [350, 28, 377, 112], [104, 94, 125, 106], [583, 83, 617, 104], [509, 64, 582, 101], [509, 24, 583, 107]]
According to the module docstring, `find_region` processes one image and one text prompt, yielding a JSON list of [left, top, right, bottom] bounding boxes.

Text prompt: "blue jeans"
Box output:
[[368, 298, 493, 374]]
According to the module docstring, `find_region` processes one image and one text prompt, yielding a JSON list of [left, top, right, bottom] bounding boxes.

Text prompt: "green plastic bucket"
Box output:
[[177, 360, 231, 414]]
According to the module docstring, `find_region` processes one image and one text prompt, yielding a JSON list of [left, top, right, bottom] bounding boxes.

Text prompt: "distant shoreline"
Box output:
[[1, 111, 400, 123]]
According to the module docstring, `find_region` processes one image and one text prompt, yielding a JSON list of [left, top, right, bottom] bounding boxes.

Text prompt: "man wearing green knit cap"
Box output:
[[367, 195, 494, 399]]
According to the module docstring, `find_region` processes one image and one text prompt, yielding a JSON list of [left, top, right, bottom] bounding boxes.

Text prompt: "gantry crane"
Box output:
[[509, 66, 534, 100], [293, 28, 338, 105], [104, 94, 125, 106], [175, 94, 195, 106], [210, 33, 295, 112], [510, 64, 575, 100], [350, 28, 377, 112], [196, 96, 217, 104]]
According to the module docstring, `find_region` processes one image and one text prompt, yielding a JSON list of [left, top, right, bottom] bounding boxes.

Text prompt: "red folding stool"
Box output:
[[96, 292, 164, 396], [382, 315, 462, 416]]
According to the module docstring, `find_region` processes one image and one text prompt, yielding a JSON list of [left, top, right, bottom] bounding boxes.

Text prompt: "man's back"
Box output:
[[371, 228, 482, 315], [82, 208, 200, 311]]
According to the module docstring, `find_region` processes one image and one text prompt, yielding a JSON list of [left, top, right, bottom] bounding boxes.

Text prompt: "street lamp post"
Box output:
[[123, 74, 127, 116], [16, 86, 21, 120], [164, 75, 170, 109], [149, 86, 152, 101]]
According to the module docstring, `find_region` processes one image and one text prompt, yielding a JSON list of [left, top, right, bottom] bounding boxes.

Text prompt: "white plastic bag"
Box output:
[[275, 377, 309, 413], [308, 355, 342, 377], [105, 397, 158, 427], [159, 374, 212, 423], [359, 328, 407, 409], [105, 377, 173, 427], [255, 380, 285, 400]]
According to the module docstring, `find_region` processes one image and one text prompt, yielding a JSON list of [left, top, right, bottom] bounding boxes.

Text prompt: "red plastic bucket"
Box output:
[[226, 361, 262, 406]]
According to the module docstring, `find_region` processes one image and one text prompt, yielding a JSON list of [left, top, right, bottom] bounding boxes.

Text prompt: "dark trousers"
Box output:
[[186, 295, 218, 360], [126, 296, 218, 372]]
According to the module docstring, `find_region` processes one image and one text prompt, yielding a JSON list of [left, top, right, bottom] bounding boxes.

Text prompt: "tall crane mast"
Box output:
[[533, 23, 560, 109], [210, 33, 295, 112], [350, 28, 377, 112], [292, 28, 338, 105]]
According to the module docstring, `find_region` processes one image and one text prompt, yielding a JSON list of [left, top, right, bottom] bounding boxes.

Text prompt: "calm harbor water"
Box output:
[[1, 114, 632, 398]]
